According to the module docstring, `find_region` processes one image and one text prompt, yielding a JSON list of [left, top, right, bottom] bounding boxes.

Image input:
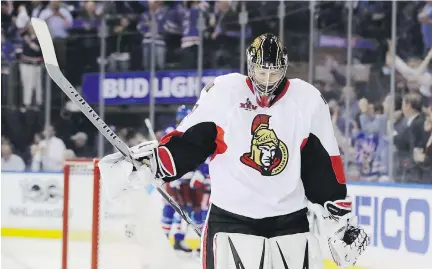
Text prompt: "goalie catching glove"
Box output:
[[129, 140, 177, 180], [308, 199, 369, 268]]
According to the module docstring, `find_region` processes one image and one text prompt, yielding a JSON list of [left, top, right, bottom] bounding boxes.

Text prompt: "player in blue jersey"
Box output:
[[192, 157, 210, 223], [161, 105, 208, 253], [188, 156, 211, 255]]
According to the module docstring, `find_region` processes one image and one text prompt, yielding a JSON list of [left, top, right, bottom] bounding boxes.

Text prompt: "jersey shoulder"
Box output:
[[214, 73, 248, 88], [201, 73, 248, 99], [288, 78, 326, 108]]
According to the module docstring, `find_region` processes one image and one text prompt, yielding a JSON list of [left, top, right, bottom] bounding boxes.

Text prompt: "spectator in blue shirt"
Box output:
[[137, 0, 167, 71], [180, 1, 206, 69], [75, 1, 102, 72], [418, 1, 432, 56], [39, 1, 73, 70]]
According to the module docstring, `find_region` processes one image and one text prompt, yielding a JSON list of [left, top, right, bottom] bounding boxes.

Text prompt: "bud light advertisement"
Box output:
[[81, 69, 238, 105]]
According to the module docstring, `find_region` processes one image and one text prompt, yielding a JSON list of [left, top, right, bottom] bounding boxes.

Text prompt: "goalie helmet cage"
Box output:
[[62, 158, 185, 269]]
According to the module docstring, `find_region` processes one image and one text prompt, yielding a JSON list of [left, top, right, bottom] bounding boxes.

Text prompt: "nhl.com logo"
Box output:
[[240, 98, 257, 111]]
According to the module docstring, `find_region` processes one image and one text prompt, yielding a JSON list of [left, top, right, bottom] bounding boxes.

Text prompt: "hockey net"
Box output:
[[62, 158, 186, 269]]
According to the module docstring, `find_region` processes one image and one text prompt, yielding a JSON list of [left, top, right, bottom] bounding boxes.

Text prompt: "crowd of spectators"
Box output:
[[2, 0, 259, 87], [1, 123, 152, 172], [311, 33, 432, 184], [1, 0, 432, 184]]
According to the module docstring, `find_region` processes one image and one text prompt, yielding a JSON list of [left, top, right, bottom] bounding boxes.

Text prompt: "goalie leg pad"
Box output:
[[213, 232, 271, 269], [269, 232, 323, 269]]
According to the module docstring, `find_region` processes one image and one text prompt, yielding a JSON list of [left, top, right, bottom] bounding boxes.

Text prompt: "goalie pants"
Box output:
[[201, 204, 309, 269]]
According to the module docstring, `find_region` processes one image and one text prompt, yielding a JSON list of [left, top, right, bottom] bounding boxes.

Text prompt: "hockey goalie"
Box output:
[[99, 34, 369, 269]]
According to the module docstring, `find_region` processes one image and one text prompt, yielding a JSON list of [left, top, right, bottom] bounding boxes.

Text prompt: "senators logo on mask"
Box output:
[[240, 114, 289, 176]]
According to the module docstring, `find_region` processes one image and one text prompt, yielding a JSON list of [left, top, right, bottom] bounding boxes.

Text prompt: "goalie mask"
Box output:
[[247, 34, 288, 107]]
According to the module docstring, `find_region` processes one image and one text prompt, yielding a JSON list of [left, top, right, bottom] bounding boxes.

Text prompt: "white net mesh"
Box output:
[[63, 159, 189, 269]]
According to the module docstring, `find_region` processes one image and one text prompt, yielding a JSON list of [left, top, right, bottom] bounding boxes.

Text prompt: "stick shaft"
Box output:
[[32, 18, 201, 236]]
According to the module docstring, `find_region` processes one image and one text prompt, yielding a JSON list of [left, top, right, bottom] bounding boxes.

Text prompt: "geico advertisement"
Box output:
[[348, 183, 432, 269]]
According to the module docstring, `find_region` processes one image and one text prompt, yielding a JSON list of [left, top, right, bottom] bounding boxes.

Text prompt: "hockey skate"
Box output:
[[173, 239, 193, 253]]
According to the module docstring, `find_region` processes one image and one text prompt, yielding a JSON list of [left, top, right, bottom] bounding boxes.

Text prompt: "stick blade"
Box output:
[[31, 18, 59, 67]]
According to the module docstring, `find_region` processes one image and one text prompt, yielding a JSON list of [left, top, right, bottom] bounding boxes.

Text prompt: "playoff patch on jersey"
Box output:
[[240, 114, 289, 176]]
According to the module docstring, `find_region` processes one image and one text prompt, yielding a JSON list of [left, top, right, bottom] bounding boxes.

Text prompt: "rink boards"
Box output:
[[1, 171, 431, 269]]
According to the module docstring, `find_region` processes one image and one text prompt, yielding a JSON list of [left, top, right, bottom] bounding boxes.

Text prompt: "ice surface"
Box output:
[[2, 237, 200, 269]]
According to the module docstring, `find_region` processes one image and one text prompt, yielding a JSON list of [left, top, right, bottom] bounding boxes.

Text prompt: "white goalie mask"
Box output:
[[247, 34, 288, 107]]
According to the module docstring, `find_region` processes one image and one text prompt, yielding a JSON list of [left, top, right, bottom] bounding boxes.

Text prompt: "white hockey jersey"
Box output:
[[164, 73, 346, 219]]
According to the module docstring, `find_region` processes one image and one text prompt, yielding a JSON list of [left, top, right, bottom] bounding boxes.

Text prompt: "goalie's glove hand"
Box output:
[[308, 199, 370, 268], [325, 200, 369, 268], [130, 140, 177, 180]]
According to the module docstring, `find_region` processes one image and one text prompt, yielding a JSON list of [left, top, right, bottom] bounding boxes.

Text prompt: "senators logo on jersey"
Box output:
[[240, 114, 289, 176]]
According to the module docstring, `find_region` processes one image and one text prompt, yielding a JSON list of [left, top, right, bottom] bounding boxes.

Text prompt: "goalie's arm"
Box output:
[[301, 92, 347, 205], [158, 122, 223, 182], [302, 91, 369, 268], [151, 78, 227, 182]]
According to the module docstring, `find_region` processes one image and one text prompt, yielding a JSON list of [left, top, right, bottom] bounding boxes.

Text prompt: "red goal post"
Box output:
[[63, 158, 100, 269]]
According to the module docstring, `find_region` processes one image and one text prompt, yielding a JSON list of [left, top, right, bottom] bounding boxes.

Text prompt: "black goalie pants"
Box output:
[[200, 204, 309, 269]]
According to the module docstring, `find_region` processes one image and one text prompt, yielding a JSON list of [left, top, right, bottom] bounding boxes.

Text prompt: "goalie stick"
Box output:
[[144, 118, 158, 141], [31, 18, 202, 237], [144, 118, 187, 208]]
